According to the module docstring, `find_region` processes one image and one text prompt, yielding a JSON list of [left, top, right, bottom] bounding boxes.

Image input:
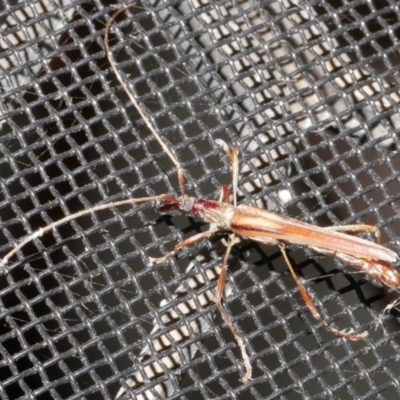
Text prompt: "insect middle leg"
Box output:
[[215, 234, 253, 382], [321, 224, 390, 301], [316, 246, 400, 304]]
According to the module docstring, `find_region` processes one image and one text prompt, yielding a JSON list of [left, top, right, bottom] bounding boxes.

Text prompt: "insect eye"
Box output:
[[181, 198, 194, 213], [157, 199, 179, 213]]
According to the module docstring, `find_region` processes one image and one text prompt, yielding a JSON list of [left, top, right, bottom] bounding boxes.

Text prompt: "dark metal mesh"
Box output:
[[1, 0, 400, 398]]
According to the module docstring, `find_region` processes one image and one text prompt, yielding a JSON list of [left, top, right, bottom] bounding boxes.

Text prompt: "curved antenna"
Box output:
[[104, 2, 186, 196], [0, 195, 165, 269]]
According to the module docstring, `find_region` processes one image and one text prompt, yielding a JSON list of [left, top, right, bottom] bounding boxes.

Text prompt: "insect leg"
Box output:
[[279, 244, 367, 340], [323, 224, 381, 244], [149, 228, 219, 264], [221, 184, 230, 204], [321, 223, 395, 315], [215, 234, 252, 382], [216, 139, 239, 207]]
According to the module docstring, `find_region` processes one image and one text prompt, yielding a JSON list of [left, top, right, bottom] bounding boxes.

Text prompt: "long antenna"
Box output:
[[0, 195, 164, 269], [104, 2, 186, 196], [0, 3, 189, 270]]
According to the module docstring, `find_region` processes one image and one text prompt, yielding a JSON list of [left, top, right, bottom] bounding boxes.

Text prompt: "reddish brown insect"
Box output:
[[1, 2, 399, 384]]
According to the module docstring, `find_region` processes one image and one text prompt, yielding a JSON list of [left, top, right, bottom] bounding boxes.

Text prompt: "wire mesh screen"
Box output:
[[1, 0, 400, 398]]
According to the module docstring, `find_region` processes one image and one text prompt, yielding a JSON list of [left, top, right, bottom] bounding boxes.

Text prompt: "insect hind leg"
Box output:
[[323, 224, 381, 244], [279, 244, 367, 341]]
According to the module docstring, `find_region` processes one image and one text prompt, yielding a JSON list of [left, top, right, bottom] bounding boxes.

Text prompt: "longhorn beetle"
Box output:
[[1, 2, 399, 383]]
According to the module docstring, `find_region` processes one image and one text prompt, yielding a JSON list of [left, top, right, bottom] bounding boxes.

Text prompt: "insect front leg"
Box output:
[[149, 228, 219, 264], [216, 139, 239, 206]]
